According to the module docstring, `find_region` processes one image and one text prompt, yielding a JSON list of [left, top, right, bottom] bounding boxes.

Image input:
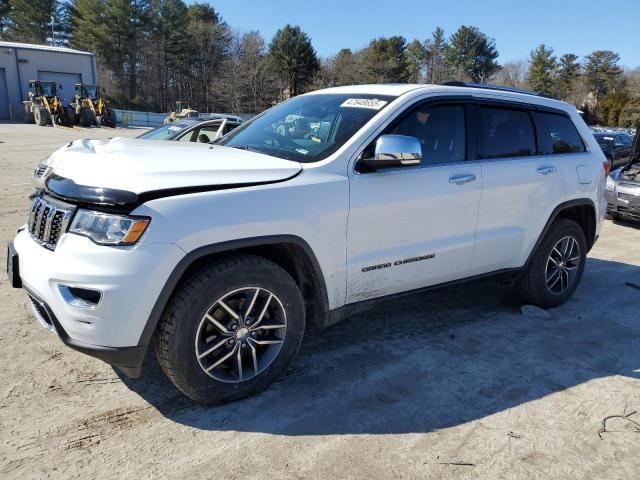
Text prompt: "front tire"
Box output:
[[517, 218, 587, 308], [155, 255, 305, 404], [34, 106, 49, 126]]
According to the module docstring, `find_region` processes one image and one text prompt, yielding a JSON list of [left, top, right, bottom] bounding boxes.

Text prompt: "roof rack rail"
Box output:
[[440, 81, 556, 99]]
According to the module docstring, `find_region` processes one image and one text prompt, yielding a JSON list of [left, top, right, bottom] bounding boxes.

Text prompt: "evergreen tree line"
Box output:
[[1, 0, 638, 126]]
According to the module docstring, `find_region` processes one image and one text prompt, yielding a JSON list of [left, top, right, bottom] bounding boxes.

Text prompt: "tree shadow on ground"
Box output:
[[118, 257, 640, 435]]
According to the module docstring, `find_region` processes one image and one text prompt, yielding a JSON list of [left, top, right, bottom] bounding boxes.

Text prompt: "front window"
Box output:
[[218, 94, 395, 163]]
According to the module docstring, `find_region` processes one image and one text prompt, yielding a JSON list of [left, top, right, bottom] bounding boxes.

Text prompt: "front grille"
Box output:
[[618, 192, 639, 201], [28, 196, 74, 250]]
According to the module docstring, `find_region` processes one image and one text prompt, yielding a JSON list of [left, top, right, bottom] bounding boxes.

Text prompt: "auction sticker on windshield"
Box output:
[[340, 98, 388, 110]]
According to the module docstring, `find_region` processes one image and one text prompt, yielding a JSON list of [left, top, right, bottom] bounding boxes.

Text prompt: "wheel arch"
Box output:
[[137, 235, 330, 350], [525, 199, 597, 268]]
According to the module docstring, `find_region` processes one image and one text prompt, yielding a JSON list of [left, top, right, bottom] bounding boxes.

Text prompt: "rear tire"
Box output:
[[34, 106, 49, 126], [80, 107, 92, 127], [517, 218, 587, 308], [106, 108, 117, 127], [64, 107, 75, 126], [155, 255, 305, 404]]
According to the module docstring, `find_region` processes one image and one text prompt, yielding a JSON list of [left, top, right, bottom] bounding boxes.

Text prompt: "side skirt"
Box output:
[[325, 267, 521, 327]]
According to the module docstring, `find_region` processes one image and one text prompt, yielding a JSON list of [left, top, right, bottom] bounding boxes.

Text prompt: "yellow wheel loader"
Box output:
[[22, 81, 74, 127], [70, 83, 117, 128], [163, 100, 199, 124]]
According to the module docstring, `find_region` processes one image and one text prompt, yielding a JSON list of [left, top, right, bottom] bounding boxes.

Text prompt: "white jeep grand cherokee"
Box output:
[[8, 83, 607, 404]]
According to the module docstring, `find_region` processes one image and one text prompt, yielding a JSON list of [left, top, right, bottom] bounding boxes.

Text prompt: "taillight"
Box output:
[[603, 161, 610, 175]]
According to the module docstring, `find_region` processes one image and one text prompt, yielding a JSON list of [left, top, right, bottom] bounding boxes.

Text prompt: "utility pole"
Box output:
[[50, 15, 56, 46]]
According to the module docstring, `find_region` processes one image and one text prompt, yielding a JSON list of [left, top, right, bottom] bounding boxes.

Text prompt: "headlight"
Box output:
[[605, 176, 616, 191], [69, 210, 150, 245]]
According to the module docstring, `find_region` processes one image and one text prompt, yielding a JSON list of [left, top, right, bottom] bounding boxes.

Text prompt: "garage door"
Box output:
[[37, 71, 82, 105], [0, 68, 9, 120]]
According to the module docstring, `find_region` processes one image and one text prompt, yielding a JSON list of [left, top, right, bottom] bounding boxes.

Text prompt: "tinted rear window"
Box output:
[[476, 107, 536, 159], [532, 112, 585, 154]]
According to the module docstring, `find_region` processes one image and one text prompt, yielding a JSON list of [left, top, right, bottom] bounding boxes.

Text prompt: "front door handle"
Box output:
[[449, 174, 476, 185], [537, 166, 558, 175]]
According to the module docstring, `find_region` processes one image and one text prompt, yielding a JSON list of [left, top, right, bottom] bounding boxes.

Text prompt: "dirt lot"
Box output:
[[1, 122, 639, 479]]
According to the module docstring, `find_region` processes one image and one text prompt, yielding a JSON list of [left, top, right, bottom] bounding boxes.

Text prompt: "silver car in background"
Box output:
[[606, 127, 640, 221]]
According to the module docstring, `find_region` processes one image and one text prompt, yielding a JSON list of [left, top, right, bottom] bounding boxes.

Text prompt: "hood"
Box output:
[[49, 137, 301, 193], [615, 164, 640, 184], [43, 137, 302, 206]]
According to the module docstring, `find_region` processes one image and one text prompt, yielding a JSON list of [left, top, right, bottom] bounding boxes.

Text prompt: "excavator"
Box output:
[[69, 83, 117, 127], [23, 80, 74, 127]]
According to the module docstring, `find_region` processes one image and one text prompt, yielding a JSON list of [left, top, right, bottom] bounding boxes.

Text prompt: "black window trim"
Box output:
[[472, 99, 587, 161], [472, 103, 538, 161], [353, 94, 586, 174], [356, 96, 474, 172], [530, 109, 587, 156]]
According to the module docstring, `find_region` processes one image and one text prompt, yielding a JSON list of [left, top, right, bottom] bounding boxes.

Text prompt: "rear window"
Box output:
[[532, 112, 585, 154], [476, 107, 536, 159]]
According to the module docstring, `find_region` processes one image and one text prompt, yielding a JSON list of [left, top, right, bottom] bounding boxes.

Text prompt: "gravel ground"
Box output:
[[1, 123, 639, 479]]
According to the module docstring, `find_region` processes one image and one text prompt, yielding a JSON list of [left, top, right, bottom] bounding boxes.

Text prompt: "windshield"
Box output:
[[40, 82, 55, 97], [137, 122, 194, 140], [594, 135, 614, 149], [83, 85, 98, 99], [217, 94, 395, 162]]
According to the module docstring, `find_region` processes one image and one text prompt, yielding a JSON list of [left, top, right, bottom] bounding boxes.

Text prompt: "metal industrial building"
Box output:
[[0, 41, 97, 120]]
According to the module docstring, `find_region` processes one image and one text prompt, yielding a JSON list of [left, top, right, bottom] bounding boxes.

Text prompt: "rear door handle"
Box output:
[[449, 174, 476, 185], [537, 166, 557, 175]]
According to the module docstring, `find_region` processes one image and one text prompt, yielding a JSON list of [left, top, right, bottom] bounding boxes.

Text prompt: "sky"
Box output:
[[198, 0, 640, 68]]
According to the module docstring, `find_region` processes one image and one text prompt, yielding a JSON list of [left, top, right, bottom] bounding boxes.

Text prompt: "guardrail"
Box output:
[[113, 109, 166, 127], [112, 109, 255, 127]]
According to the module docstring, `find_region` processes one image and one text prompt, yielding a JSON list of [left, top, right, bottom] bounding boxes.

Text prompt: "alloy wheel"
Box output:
[[194, 287, 287, 383], [545, 235, 581, 295]]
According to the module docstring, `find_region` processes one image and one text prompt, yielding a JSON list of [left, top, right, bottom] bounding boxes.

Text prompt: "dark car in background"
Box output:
[[137, 116, 243, 143], [605, 127, 640, 221], [594, 133, 634, 170]]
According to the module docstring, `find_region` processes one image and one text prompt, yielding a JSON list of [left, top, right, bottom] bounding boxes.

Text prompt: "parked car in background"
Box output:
[[594, 132, 634, 170], [138, 117, 243, 142], [605, 127, 640, 221]]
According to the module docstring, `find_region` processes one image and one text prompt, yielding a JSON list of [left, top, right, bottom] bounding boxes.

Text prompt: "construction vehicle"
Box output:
[[163, 100, 199, 124], [70, 83, 117, 127], [23, 80, 74, 127]]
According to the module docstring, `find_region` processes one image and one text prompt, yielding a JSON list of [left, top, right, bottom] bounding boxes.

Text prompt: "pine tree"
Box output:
[[527, 44, 557, 95], [446, 26, 500, 83], [554, 53, 580, 100], [360, 36, 409, 83], [406, 39, 426, 83], [0, 0, 11, 35], [583, 50, 623, 100], [268, 24, 319, 97], [424, 27, 449, 84], [5, 0, 67, 44], [147, 0, 191, 110]]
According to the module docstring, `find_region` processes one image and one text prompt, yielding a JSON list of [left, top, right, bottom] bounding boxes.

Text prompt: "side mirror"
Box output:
[[359, 134, 422, 170]]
